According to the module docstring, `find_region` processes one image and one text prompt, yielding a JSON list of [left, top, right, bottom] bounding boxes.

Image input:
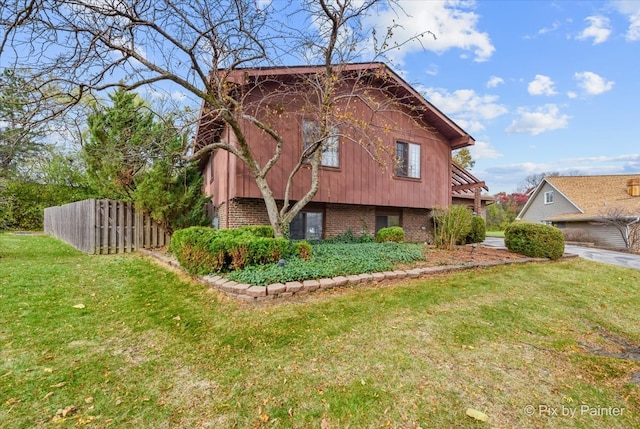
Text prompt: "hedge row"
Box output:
[[169, 226, 311, 275]]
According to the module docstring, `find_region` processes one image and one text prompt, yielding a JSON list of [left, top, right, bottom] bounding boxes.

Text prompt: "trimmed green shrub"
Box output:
[[504, 222, 565, 260], [169, 227, 222, 275], [293, 240, 313, 260], [376, 226, 405, 243], [465, 216, 486, 244], [169, 226, 291, 274], [237, 225, 275, 238]]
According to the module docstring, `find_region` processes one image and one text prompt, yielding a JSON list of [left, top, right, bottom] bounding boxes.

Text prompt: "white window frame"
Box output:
[[395, 141, 421, 179], [544, 191, 554, 204], [302, 120, 339, 168]]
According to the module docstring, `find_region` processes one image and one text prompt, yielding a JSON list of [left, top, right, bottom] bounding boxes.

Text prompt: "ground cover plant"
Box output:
[[1, 233, 639, 428], [226, 241, 426, 286]]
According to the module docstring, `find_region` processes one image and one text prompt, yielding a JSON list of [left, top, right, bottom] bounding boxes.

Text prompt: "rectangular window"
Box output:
[[302, 120, 339, 167], [290, 211, 323, 241], [375, 209, 402, 233], [544, 191, 554, 204], [395, 141, 421, 178]]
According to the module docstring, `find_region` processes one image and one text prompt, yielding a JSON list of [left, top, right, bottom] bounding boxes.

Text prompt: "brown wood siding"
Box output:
[[212, 81, 454, 210]]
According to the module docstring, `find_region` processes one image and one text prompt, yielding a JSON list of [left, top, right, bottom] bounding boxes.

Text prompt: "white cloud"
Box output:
[[573, 71, 614, 95], [560, 153, 640, 164], [425, 64, 439, 76], [486, 76, 504, 88], [364, 0, 495, 63], [627, 13, 640, 40], [575, 15, 611, 44], [470, 141, 502, 160], [425, 87, 508, 133], [567, 91, 578, 99], [612, 0, 640, 41], [527, 74, 557, 96], [538, 20, 561, 35], [505, 104, 569, 135]]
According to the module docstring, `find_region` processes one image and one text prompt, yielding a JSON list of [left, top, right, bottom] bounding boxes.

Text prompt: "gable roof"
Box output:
[[195, 62, 475, 154], [522, 174, 640, 221]]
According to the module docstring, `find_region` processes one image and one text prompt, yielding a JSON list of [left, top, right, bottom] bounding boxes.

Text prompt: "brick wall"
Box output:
[[402, 207, 433, 243], [325, 204, 376, 238], [216, 198, 435, 242], [217, 198, 271, 229]]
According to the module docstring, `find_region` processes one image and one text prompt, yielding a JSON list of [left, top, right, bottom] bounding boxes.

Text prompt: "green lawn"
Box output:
[[485, 230, 505, 237], [1, 234, 639, 428]]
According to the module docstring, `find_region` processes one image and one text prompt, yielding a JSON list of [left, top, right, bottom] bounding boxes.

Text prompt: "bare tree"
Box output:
[[1, 0, 432, 237], [594, 207, 640, 251], [517, 170, 584, 193]]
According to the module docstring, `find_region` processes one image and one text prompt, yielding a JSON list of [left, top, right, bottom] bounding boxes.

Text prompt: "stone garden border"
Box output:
[[139, 248, 567, 303]]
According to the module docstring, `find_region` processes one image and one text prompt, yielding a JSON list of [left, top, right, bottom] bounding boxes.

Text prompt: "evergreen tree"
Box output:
[[84, 89, 209, 232]]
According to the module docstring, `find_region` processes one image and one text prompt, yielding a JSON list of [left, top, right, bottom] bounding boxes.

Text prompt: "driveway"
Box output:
[[482, 237, 640, 270]]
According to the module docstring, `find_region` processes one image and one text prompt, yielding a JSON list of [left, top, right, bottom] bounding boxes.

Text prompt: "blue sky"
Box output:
[[363, 0, 640, 193], [4, 0, 638, 194]]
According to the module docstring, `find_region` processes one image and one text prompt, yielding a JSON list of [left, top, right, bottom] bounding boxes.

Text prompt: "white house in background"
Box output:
[[517, 175, 640, 250]]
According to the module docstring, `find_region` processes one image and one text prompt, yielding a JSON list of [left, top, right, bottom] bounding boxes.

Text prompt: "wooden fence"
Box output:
[[44, 199, 170, 254]]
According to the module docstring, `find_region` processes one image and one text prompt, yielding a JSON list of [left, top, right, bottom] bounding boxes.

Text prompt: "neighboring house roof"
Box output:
[[519, 174, 640, 222], [451, 161, 492, 201], [195, 62, 475, 156]]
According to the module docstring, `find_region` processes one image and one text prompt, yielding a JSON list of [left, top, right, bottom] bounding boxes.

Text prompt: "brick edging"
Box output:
[[138, 249, 552, 303]]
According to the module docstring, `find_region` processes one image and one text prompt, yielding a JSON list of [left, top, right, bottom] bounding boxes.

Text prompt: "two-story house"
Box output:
[[196, 62, 484, 242]]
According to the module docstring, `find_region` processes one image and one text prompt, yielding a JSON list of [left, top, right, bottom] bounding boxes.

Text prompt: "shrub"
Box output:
[[293, 240, 313, 260], [504, 222, 565, 260], [376, 226, 405, 243], [465, 216, 486, 244], [169, 226, 291, 274], [169, 227, 222, 275], [432, 205, 473, 250], [237, 225, 275, 238]]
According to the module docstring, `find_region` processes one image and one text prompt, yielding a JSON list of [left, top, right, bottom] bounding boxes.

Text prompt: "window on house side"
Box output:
[[544, 191, 554, 204], [302, 120, 339, 167], [395, 141, 421, 178], [290, 211, 323, 240], [376, 215, 400, 232]]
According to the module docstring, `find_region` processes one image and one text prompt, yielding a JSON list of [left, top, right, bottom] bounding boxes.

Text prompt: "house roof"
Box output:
[[523, 174, 640, 222], [195, 62, 475, 155]]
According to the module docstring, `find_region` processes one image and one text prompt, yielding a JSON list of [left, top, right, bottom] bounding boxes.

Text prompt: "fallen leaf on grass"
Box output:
[[43, 392, 54, 400], [466, 408, 488, 422], [321, 417, 330, 429], [50, 382, 67, 388], [44, 367, 53, 373], [73, 304, 86, 309], [56, 405, 77, 418], [6, 398, 20, 405]]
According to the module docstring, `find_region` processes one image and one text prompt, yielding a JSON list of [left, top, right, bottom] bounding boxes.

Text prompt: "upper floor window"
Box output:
[[544, 191, 554, 204], [395, 141, 421, 179], [302, 120, 339, 168]]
